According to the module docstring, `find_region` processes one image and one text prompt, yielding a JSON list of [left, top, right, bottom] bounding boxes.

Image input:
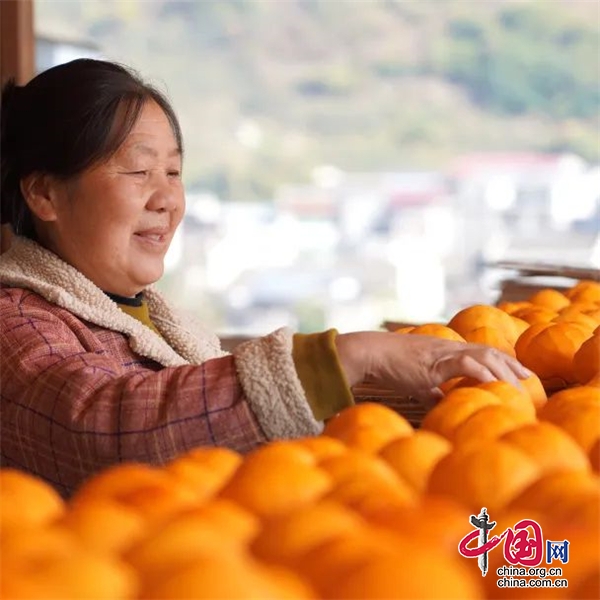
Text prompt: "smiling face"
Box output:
[[34, 100, 185, 296]]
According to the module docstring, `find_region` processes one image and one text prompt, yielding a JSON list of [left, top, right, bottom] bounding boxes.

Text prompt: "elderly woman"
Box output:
[[0, 59, 530, 497]]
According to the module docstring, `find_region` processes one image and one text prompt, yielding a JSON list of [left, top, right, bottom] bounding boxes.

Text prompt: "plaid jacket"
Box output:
[[0, 238, 321, 497]]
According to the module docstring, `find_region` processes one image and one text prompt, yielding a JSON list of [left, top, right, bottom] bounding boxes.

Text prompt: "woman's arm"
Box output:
[[0, 290, 270, 496]]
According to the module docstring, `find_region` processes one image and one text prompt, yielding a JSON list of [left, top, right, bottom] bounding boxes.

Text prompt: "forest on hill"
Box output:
[[36, 0, 600, 201]]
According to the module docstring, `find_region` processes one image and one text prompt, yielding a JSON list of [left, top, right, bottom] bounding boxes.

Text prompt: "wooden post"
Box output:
[[1, 0, 35, 85], [0, 0, 35, 252]]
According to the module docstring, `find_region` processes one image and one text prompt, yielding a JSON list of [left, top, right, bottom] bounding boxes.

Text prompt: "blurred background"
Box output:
[[34, 0, 600, 335]]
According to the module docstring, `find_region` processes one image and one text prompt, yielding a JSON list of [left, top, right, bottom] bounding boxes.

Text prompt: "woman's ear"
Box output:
[[19, 173, 60, 222]]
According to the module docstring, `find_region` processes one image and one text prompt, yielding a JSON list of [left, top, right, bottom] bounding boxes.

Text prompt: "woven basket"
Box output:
[[352, 384, 428, 429]]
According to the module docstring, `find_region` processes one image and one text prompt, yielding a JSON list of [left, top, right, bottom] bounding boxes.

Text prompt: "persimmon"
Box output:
[[408, 323, 466, 342], [515, 321, 592, 382], [70, 463, 199, 526], [573, 331, 600, 385], [511, 305, 559, 325], [452, 404, 535, 447], [461, 326, 516, 356], [528, 288, 570, 311], [0, 469, 65, 532], [565, 279, 600, 304], [250, 500, 364, 567], [500, 421, 590, 475], [217, 443, 331, 518], [378, 430, 452, 493], [421, 387, 502, 441], [448, 304, 521, 345], [507, 470, 600, 527], [427, 440, 540, 513], [319, 449, 414, 512], [497, 300, 532, 314], [322, 402, 413, 453], [144, 553, 314, 600]]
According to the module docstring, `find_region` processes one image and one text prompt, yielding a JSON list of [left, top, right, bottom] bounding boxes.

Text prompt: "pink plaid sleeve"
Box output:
[[0, 289, 268, 496]]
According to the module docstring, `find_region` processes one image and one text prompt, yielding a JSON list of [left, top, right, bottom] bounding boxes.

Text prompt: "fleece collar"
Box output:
[[0, 237, 226, 367]]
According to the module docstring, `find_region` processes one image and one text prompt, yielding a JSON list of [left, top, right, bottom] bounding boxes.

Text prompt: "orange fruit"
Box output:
[[179, 445, 243, 471], [441, 374, 547, 410], [163, 446, 242, 501], [521, 372, 548, 410], [500, 421, 590, 475], [217, 442, 331, 518], [292, 436, 348, 462], [421, 387, 502, 441], [570, 568, 600, 600], [250, 500, 364, 567], [408, 323, 467, 342], [507, 470, 600, 526], [173, 498, 260, 546], [427, 441, 541, 513], [497, 300, 532, 314], [324, 537, 483, 599], [511, 315, 530, 337], [1, 525, 81, 570], [584, 306, 600, 321], [60, 498, 147, 555], [394, 325, 415, 334], [565, 279, 600, 304], [538, 388, 600, 453], [462, 326, 516, 356], [1, 548, 138, 599], [70, 463, 199, 525], [544, 384, 600, 405], [587, 372, 600, 387], [590, 438, 600, 473], [511, 305, 559, 325], [378, 429, 451, 493], [439, 375, 464, 394], [514, 322, 551, 355], [453, 404, 535, 447], [528, 288, 571, 311], [322, 402, 413, 453], [296, 530, 400, 594], [475, 380, 536, 418], [515, 321, 592, 382], [319, 449, 415, 512], [553, 310, 599, 331], [573, 331, 600, 385], [0, 469, 65, 531], [125, 512, 249, 589], [364, 495, 472, 554], [144, 553, 315, 600], [448, 304, 521, 344]]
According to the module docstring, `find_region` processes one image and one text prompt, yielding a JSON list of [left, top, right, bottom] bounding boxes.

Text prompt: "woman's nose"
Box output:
[[147, 177, 183, 213]]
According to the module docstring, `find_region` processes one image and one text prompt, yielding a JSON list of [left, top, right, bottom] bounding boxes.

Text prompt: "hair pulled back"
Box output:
[[0, 59, 182, 238]]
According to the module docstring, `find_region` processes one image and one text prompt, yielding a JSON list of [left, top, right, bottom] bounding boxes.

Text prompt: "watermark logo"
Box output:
[[458, 507, 570, 590]]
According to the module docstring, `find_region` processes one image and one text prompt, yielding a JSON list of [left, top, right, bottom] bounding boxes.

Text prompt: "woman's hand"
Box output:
[[335, 331, 532, 404]]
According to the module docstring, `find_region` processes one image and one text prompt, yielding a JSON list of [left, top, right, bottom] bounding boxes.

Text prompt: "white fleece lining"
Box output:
[[0, 237, 321, 440], [233, 328, 324, 439]]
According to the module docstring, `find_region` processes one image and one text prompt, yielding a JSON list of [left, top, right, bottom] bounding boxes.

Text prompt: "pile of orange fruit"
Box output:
[[1, 280, 599, 599]]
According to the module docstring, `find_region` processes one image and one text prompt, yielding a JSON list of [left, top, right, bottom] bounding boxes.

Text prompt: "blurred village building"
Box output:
[[168, 151, 599, 335]]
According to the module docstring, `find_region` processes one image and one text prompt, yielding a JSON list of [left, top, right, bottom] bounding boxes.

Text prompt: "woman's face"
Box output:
[[41, 100, 185, 296]]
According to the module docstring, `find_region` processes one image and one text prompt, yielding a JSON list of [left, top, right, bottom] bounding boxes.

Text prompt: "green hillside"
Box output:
[[35, 0, 600, 201]]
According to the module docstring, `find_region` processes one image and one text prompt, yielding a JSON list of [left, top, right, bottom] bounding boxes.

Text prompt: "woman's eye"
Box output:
[[168, 170, 181, 179], [129, 170, 148, 176]]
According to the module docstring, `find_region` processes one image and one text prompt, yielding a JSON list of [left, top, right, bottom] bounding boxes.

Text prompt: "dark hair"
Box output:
[[0, 59, 183, 238]]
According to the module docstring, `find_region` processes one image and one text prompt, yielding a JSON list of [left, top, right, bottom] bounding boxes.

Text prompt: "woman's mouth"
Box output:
[[134, 229, 169, 248]]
